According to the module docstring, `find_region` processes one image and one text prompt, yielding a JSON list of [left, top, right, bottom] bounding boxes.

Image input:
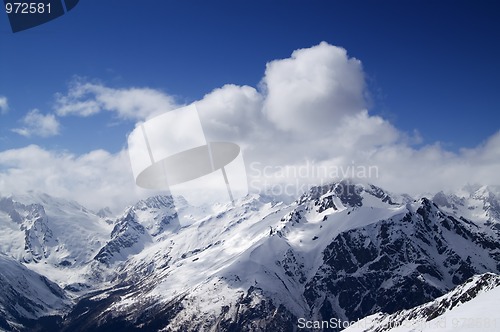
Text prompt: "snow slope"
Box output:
[[344, 273, 500, 332]]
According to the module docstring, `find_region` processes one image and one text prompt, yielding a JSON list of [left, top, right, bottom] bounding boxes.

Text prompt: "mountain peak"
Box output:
[[134, 195, 176, 210], [297, 179, 398, 209]]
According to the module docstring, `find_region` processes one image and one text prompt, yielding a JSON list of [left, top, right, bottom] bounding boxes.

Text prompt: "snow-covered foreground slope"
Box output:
[[343, 273, 500, 332], [0, 180, 499, 331]]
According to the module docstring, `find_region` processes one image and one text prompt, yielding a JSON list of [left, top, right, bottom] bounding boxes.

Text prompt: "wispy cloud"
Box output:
[[55, 79, 180, 121], [12, 109, 60, 138], [0, 96, 8, 114]]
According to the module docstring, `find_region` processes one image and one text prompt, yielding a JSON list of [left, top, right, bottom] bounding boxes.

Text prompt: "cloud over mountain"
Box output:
[[0, 42, 498, 209]]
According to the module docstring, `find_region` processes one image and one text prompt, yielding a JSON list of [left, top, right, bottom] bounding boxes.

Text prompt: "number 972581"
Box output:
[[5, 2, 51, 14]]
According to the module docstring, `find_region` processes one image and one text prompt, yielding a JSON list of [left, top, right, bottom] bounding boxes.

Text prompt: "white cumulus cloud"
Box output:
[[262, 42, 366, 133], [0, 42, 499, 210], [195, 43, 500, 197]]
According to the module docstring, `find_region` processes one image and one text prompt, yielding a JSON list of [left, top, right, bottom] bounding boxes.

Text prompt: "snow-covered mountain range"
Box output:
[[0, 180, 499, 331]]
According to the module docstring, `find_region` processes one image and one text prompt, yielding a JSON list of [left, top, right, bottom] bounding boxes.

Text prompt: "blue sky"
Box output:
[[0, 0, 499, 209]]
